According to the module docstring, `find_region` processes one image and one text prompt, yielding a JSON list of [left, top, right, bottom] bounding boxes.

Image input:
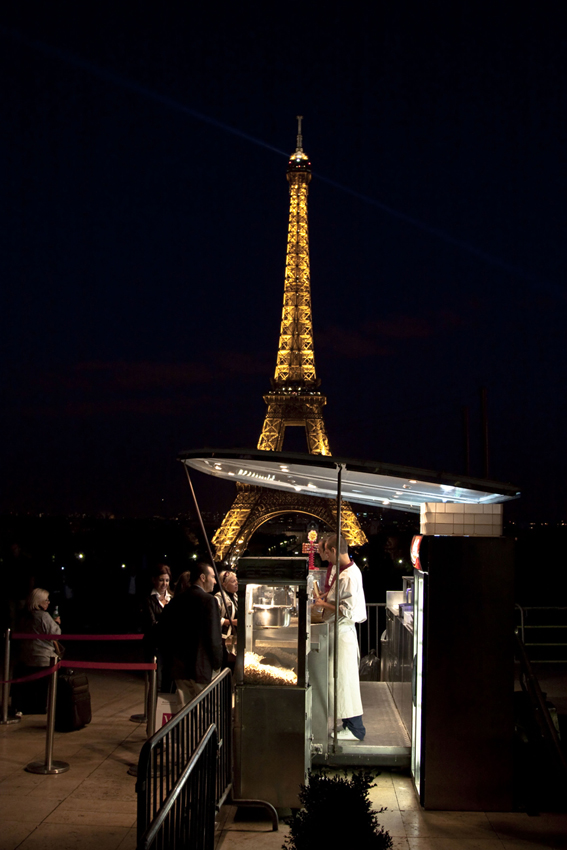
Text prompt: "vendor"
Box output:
[[314, 533, 367, 742]]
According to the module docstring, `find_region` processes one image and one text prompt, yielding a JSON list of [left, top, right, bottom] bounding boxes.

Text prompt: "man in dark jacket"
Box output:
[[159, 561, 223, 706]]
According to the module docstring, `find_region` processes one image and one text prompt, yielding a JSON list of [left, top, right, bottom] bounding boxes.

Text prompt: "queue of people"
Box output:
[[156, 561, 223, 706], [10, 540, 366, 743]]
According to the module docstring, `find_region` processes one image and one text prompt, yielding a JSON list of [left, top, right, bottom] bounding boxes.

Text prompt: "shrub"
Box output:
[[283, 769, 393, 849]]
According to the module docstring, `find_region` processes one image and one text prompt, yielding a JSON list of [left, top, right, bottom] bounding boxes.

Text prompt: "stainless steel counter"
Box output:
[[382, 606, 414, 739]]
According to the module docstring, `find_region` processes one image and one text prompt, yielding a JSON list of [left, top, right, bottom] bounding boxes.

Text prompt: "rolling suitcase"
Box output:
[[55, 669, 92, 731]]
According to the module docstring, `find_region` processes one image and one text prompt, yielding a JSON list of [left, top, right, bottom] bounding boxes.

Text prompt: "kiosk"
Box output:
[[180, 448, 519, 810]]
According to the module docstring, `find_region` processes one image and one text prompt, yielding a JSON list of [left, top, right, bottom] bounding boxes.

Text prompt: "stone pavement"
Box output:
[[1, 670, 567, 850]]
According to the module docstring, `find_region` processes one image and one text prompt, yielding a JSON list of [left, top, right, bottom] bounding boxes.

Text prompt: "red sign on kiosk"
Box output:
[[410, 535, 423, 571]]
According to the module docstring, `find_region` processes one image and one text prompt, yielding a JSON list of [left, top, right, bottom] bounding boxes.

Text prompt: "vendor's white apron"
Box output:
[[328, 618, 363, 719]]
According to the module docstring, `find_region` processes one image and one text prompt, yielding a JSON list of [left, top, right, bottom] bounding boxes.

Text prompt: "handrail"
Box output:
[[515, 603, 525, 644], [514, 604, 567, 661], [515, 630, 567, 779]]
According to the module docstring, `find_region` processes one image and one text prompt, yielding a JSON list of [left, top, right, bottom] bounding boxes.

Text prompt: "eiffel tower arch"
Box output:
[[212, 119, 367, 562]]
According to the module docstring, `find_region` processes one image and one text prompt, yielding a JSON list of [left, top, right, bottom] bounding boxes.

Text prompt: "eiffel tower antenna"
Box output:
[[296, 114, 303, 151], [211, 120, 367, 562]]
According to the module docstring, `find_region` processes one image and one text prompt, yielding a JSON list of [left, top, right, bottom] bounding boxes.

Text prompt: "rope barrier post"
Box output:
[[147, 657, 157, 739], [26, 658, 70, 775], [1, 629, 21, 726], [130, 671, 149, 723], [128, 658, 158, 777]]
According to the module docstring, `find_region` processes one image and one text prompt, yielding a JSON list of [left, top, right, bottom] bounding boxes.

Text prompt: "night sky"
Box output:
[[1, 2, 566, 522]]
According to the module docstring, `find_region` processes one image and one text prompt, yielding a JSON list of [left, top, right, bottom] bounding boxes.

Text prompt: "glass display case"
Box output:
[[235, 557, 311, 688], [233, 557, 312, 809]]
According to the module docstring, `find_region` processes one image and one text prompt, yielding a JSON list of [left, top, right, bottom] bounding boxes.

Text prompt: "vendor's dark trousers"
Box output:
[[343, 715, 366, 740]]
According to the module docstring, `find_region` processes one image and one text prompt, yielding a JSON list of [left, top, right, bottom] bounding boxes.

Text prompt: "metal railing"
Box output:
[[515, 630, 567, 781], [137, 723, 218, 850], [136, 669, 232, 850], [357, 602, 386, 658], [515, 605, 567, 662]]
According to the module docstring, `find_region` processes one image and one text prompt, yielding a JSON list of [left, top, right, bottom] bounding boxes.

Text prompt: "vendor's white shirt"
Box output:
[[326, 563, 367, 624], [325, 562, 366, 719]]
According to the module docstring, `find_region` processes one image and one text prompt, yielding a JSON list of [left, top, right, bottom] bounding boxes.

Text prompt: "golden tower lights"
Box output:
[[212, 119, 367, 561]]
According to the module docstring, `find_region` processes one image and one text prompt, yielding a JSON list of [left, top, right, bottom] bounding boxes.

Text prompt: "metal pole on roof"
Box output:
[[332, 463, 344, 752], [462, 406, 471, 476], [481, 388, 490, 478], [183, 463, 234, 625]]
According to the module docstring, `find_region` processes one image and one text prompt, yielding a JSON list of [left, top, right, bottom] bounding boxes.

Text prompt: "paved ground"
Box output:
[[1, 670, 566, 850]]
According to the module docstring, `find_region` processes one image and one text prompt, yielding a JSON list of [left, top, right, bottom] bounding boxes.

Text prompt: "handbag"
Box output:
[[155, 691, 182, 731], [53, 640, 65, 659]]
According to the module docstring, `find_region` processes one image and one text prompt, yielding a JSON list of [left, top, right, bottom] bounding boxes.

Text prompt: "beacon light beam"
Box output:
[[315, 172, 560, 296], [0, 26, 288, 159]]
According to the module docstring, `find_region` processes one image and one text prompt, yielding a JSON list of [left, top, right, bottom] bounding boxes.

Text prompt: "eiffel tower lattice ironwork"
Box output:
[[212, 119, 367, 562]]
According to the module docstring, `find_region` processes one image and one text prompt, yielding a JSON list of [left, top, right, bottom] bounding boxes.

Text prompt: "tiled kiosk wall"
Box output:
[[420, 502, 502, 537]]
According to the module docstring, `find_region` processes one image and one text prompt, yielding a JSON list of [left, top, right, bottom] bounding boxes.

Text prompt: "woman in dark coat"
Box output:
[[142, 564, 172, 692]]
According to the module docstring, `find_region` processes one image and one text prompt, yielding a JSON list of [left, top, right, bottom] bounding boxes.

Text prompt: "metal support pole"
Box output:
[[462, 405, 471, 476], [183, 465, 233, 624], [130, 671, 149, 723], [146, 659, 157, 738], [26, 658, 70, 774], [1, 629, 21, 725], [481, 387, 490, 478], [128, 659, 158, 777], [332, 464, 343, 752]]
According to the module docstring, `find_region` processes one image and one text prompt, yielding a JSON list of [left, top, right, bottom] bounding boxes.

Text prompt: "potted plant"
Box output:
[[284, 769, 393, 849]]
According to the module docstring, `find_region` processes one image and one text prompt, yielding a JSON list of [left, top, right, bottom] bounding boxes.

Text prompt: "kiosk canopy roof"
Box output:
[[178, 448, 520, 514]]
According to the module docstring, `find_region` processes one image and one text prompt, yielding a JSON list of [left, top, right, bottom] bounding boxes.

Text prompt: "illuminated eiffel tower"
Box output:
[[212, 119, 367, 562]]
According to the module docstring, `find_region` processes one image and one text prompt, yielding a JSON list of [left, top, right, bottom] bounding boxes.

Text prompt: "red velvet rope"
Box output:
[[0, 659, 157, 685], [11, 633, 145, 641]]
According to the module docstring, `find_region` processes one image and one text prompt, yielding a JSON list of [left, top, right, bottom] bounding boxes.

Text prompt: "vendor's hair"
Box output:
[[325, 534, 349, 555], [151, 563, 171, 579], [27, 588, 49, 612], [189, 560, 213, 585]]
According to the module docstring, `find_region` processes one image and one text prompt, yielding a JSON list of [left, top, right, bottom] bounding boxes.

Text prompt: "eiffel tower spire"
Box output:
[[211, 121, 367, 562]]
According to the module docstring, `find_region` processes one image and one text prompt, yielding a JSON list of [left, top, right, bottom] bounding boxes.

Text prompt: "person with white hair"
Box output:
[[215, 570, 238, 670], [12, 588, 62, 714]]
